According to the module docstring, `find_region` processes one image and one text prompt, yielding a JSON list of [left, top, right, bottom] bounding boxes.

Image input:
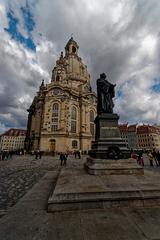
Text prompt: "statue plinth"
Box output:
[[85, 113, 143, 175], [89, 113, 130, 159]]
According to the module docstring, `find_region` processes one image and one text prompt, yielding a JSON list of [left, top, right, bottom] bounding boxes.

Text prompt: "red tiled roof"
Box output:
[[137, 125, 160, 134], [1, 128, 26, 137], [118, 124, 128, 132]]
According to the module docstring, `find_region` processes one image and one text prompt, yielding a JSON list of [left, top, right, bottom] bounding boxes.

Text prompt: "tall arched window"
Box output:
[[90, 111, 95, 136], [56, 75, 60, 82], [51, 103, 59, 131], [71, 106, 77, 133]]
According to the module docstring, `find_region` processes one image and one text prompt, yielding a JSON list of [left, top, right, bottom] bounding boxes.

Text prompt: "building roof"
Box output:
[[65, 37, 79, 50], [128, 124, 137, 132], [1, 128, 26, 137], [118, 124, 128, 132], [137, 125, 160, 134]]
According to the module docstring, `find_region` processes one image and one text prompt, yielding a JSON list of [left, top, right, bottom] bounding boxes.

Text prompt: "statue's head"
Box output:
[[100, 73, 106, 79]]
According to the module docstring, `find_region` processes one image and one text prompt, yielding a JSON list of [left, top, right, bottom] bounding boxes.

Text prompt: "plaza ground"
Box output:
[[0, 154, 160, 239]]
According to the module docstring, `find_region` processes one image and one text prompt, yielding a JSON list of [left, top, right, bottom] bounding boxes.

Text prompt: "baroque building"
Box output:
[[0, 129, 26, 151], [25, 37, 97, 153], [119, 123, 160, 151]]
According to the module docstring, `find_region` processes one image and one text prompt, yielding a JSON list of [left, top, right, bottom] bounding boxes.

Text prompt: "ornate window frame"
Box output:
[[51, 103, 59, 132], [71, 106, 77, 133], [90, 110, 95, 136], [72, 140, 78, 149]]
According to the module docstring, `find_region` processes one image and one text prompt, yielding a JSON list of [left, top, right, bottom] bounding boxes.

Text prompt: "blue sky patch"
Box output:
[[151, 82, 160, 93], [116, 89, 124, 98], [21, 4, 35, 34], [4, 7, 36, 51]]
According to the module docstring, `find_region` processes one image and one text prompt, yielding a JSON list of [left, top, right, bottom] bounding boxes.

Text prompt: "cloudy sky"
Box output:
[[0, 0, 160, 134]]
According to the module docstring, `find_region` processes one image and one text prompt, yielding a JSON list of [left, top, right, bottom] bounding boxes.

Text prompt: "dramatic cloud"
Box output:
[[0, 0, 160, 133]]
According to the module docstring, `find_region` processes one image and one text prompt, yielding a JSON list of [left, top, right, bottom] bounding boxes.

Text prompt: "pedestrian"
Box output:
[[78, 150, 81, 159], [35, 150, 38, 160], [60, 152, 64, 166], [137, 151, 143, 166], [140, 153, 144, 167], [152, 149, 159, 167], [2, 151, 6, 160], [74, 151, 77, 158], [157, 151, 160, 166], [131, 150, 137, 161], [39, 151, 42, 159], [63, 153, 68, 166], [147, 151, 154, 167]]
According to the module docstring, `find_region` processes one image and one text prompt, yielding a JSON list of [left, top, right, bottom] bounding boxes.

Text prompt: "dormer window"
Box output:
[[72, 46, 76, 53]]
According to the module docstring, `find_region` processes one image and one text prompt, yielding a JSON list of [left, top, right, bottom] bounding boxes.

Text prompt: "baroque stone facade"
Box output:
[[25, 38, 97, 153]]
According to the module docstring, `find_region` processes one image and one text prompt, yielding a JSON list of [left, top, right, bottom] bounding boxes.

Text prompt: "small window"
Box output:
[[72, 140, 78, 148]]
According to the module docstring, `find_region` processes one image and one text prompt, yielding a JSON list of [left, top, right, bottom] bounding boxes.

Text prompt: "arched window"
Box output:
[[90, 111, 95, 136], [71, 106, 77, 133], [56, 75, 60, 82], [51, 103, 59, 131], [72, 46, 76, 53]]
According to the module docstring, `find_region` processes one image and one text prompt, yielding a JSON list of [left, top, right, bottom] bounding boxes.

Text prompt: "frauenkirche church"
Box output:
[[25, 37, 97, 153]]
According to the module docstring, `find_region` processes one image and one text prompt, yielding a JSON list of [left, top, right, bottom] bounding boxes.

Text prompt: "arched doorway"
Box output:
[[49, 139, 56, 154]]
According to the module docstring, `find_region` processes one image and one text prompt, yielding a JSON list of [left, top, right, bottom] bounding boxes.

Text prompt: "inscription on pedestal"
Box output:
[[100, 127, 121, 138]]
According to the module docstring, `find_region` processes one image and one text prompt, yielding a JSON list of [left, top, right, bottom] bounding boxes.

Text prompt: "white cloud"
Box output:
[[0, 1, 8, 32], [0, 30, 59, 133], [0, 0, 160, 134]]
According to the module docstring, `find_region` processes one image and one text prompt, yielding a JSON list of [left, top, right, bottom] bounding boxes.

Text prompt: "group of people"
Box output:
[[147, 149, 160, 167], [131, 150, 145, 166], [0, 149, 26, 160], [59, 152, 68, 166], [59, 150, 82, 166], [131, 149, 160, 167], [73, 150, 81, 159]]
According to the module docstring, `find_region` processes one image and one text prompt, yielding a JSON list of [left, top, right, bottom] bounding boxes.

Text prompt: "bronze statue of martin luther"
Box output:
[[97, 73, 116, 114]]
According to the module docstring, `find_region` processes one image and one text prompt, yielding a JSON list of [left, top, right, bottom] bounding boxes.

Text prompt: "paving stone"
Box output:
[[0, 154, 160, 239]]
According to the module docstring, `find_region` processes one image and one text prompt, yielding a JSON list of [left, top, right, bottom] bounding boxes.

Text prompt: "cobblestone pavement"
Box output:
[[0, 155, 86, 217], [0, 154, 159, 218]]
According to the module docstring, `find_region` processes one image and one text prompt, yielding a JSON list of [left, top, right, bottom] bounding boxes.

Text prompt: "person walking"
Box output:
[[35, 150, 38, 160], [63, 153, 68, 166], [147, 151, 154, 167], [140, 153, 144, 167], [60, 153, 64, 166], [131, 150, 138, 161], [152, 149, 159, 167], [157, 151, 160, 166], [137, 151, 144, 166]]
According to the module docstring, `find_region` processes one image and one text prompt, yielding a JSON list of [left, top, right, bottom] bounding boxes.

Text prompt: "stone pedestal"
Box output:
[[89, 113, 129, 159], [48, 168, 160, 212], [85, 158, 143, 175], [84, 113, 142, 175]]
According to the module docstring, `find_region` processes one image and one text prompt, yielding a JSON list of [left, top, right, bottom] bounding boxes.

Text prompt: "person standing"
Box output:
[[147, 151, 154, 167], [152, 149, 159, 167]]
